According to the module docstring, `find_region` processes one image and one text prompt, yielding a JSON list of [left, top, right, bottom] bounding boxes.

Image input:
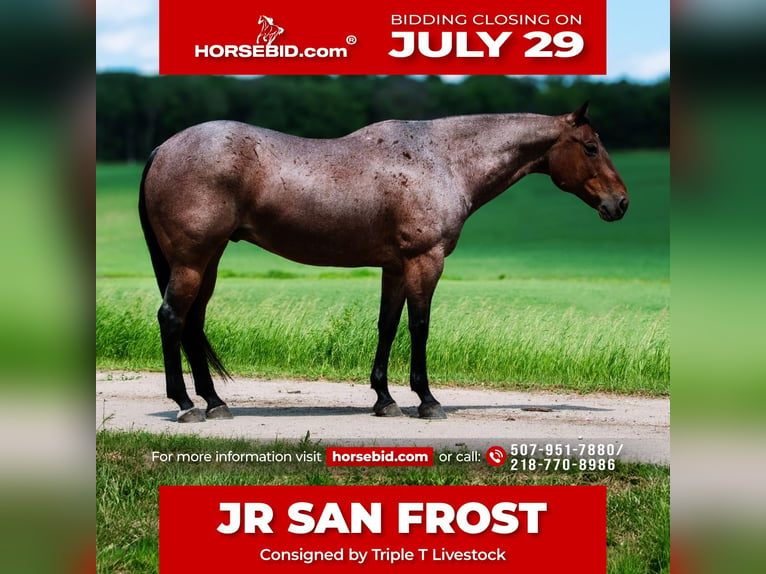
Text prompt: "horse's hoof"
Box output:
[[374, 400, 403, 417], [206, 404, 233, 420], [418, 402, 447, 419], [177, 407, 205, 423]]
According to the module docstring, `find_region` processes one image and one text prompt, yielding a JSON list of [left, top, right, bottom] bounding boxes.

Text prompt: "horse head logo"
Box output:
[[257, 15, 285, 46]]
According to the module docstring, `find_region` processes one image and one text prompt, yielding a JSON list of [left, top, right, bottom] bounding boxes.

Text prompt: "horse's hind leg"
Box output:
[[404, 250, 447, 419], [182, 248, 233, 420], [370, 270, 406, 417], [158, 266, 205, 422]]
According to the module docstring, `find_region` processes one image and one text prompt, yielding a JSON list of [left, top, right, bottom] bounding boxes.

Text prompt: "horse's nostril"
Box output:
[[619, 196, 629, 211]]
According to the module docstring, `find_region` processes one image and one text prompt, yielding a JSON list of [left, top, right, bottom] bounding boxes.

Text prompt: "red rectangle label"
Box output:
[[159, 0, 606, 75], [326, 447, 434, 466], [159, 485, 606, 573]]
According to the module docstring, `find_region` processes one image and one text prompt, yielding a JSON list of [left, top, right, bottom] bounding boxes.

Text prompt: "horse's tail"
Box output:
[[138, 147, 169, 294], [138, 147, 232, 381]]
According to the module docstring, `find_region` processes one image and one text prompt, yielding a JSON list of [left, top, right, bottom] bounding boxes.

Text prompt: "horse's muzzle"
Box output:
[[598, 195, 629, 221]]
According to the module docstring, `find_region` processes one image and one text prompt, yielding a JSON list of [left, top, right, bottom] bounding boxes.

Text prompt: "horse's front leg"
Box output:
[[404, 250, 447, 419], [370, 270, 406, 416]]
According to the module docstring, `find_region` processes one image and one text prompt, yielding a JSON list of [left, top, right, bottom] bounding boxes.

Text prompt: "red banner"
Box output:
[[159, 485, 606, 572], [159, 0, 606, 75]]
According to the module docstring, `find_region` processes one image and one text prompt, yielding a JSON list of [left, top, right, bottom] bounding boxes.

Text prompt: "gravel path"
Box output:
[[96, 371, 669, 464]]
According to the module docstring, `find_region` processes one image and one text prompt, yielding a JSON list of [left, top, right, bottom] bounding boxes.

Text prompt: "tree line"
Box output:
[[97, 74, 669, 162]]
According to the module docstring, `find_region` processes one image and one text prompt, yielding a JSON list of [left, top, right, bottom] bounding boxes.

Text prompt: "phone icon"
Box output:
[[486, 446, 506, 466]]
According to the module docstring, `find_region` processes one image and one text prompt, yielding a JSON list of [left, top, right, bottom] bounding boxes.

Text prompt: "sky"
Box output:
[[96, 0, 670, 82]]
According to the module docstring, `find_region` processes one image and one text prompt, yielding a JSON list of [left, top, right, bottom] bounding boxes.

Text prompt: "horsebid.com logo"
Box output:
[[194, 14, 353, 59], [256, 15, 283, 46]]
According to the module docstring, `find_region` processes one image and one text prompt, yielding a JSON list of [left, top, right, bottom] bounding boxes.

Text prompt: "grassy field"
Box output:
[[96, 151, 669, 394], [97, 153, 669, 573], [97, 431, 669, 574]]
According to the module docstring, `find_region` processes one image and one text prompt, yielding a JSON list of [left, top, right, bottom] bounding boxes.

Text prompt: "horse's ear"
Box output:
[[567, 101, 590, 126]]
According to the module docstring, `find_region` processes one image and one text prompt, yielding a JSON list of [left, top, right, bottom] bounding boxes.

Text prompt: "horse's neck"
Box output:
[[440, 114, 561, 213]]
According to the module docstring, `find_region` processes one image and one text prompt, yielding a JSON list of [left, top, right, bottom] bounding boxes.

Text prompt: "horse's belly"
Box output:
[[235, 221, 395, 268]]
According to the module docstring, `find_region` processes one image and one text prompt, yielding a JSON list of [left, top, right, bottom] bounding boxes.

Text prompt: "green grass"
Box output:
[[97, 276, 667, 393], [97, 430, 669, 574], [96, 152, 669, 394]]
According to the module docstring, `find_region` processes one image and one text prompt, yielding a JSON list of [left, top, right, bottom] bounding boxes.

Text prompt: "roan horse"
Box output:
[[138, 102, 628, 422]]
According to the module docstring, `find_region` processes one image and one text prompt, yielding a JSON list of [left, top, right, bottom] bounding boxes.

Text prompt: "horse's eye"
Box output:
[[583, 142, 599, 156]]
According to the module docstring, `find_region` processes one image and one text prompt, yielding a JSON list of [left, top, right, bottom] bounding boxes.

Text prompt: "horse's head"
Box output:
[[546, 102, 629, 222]]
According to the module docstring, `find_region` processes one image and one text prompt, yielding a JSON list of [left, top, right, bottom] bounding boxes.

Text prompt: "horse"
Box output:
[[138, 102, 629, 422], [256, 15, 284, 46]]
